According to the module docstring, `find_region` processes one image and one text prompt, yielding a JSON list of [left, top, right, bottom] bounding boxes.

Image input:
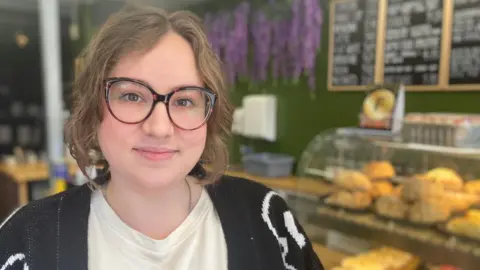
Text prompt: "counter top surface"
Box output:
[[0, 162, 78, 183], [221, 169, 335, 196]]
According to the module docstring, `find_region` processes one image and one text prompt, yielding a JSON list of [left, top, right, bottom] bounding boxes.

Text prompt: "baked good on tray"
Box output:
[[401, 178, 444, 203], [335, 246, 414, 270], [370, 181, 393, 198], [408, 200, 451, 224], [446, 209, 480, 240], [362, 161, 395, 181], [392, 185, 403, 197], [422, 167, 463, 191], [325, 191, 372, 209], [465, 180, 480, 195], [334, 170, 372, 192], [375, 195, 409, 219], [442, 191, 479, 213]]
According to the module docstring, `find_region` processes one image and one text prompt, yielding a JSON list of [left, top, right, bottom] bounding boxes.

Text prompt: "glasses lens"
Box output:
[[169, 88, 212, 129], [107, 81, 153, 123]]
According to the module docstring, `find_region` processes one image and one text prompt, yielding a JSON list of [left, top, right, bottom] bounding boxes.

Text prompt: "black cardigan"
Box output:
[[0, 175, 324, 270]]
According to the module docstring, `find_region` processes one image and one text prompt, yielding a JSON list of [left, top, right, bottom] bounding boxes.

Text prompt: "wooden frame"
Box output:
[[439, 0, 453, 89], [328, 0, 383, 91], [374, 0, 387, 87], [381, 0, 447, 91], [444, 0, 480, 91], [328, 0, 476, 91]]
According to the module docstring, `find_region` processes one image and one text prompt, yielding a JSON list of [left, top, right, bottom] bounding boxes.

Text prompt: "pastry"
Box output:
[[363, 161, 395, 180], [362, 89, 395, 121], [334, 170, 372, 192], [392, 185, 403, 196], [446, 217, 480, 240], [442, 191, 479, 212], [370, 181, 393, 197], [465, 180, 480, 195], [466, 209, 480, 222], [338, 247, 413, 270], [422, 167, 463, 191], [401, 178, 444, 203], [325, 191, 372, 209], [375, 195, 409, 219], [409, 200, 451, 224]]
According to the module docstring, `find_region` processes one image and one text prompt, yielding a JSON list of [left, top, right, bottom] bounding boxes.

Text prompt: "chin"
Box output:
[[129, 164, 193, 190]]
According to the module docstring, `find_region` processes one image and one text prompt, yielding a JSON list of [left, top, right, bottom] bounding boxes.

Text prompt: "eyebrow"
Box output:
[[114, 77, 204, 92]]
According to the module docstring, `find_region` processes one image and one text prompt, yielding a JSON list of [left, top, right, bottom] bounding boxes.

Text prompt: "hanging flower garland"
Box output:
[[203, 0, 323, 94]]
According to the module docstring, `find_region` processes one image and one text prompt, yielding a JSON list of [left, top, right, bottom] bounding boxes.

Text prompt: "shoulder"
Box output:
[[211, 174, 278, 197], [209, 174, 289, 211]]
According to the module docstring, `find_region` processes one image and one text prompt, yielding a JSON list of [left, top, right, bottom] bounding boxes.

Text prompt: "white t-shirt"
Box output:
[[88, 188, 228, 270]]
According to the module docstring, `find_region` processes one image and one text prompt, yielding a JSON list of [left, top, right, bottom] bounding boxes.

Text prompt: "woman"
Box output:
[[0, 5, 323, 270]]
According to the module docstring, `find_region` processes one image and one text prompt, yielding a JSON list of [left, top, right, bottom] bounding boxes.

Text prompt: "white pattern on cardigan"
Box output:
[[0, 254, 28, 270], [1, 207, 29, 270], [261, 191, 307, 270]]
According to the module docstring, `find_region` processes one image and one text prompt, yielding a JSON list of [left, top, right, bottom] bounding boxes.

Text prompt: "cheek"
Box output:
[[97, 108, 134, 152], [176, 125, 207, 150]]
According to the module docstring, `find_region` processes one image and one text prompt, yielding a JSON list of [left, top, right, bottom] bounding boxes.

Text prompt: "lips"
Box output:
[[132, 147, 178, 161]]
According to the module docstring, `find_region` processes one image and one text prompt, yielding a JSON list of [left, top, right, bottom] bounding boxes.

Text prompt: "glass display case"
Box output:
[[291, 128, 480, 269], [297, 128, 480, 183]]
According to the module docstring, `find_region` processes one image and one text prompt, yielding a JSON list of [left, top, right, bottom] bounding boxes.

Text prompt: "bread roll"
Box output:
[[423, 167, 463, 191], [370, 181, 393, 197], [401, 178, 444, 203], [442, 191, 479, 212], [363, 161, 395, 180], [466, 209, 480, 222], [326, 191, 372, 209], [447, 217, 480, 240], [334, 170, 372, 192], [375, 195, 409, 219], [409, 200, 451, 224], [465, 180, 480, 195], [392, 185, 403, 196]]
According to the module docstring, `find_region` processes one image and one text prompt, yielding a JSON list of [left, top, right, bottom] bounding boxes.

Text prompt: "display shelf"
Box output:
[[373, 140, 480, 157], [309, 206, 480, 269]]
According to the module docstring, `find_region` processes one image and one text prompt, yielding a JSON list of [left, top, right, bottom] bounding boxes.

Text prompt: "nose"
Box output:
[[141, 103, 174, 138]]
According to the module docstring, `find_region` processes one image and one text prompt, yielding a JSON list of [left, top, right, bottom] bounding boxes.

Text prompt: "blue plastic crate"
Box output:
[[242, 152, 295, 177]]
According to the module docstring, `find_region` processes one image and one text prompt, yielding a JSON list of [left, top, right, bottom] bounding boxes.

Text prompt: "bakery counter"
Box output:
[[309, 206, 480, 269], [222, 168, 336, 196]]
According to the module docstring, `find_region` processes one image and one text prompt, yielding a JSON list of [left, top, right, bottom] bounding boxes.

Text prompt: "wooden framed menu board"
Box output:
[[328, 0, 386, 90], [328, 0, 480, 91], [447, 0, 480, 90], [382, 0, 446, 91]]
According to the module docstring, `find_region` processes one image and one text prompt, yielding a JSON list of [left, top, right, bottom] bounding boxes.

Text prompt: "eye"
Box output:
[[174, 99, 194, 107], [120, 93, 143, 102]]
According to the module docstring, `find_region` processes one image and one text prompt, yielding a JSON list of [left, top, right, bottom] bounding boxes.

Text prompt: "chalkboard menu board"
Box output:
[[449, 0, 480, 87], [383, 0, 444, 87], [328, 0, 379, 89]]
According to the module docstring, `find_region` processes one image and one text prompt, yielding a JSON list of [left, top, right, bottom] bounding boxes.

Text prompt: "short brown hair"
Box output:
[[66, 5, 233, 184]]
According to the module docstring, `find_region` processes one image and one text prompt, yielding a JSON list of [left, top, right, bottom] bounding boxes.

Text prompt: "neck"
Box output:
[[103, 174, 201, 240]]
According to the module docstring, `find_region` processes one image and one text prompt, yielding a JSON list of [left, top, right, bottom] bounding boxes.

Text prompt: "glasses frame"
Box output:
[[104, 77, 216, 130]]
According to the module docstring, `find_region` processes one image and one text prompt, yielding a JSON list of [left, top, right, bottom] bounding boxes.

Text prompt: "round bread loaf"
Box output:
[[423, 167, 463, 191], [363, 161, 395, 180], [334, 170, 372, 192]]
